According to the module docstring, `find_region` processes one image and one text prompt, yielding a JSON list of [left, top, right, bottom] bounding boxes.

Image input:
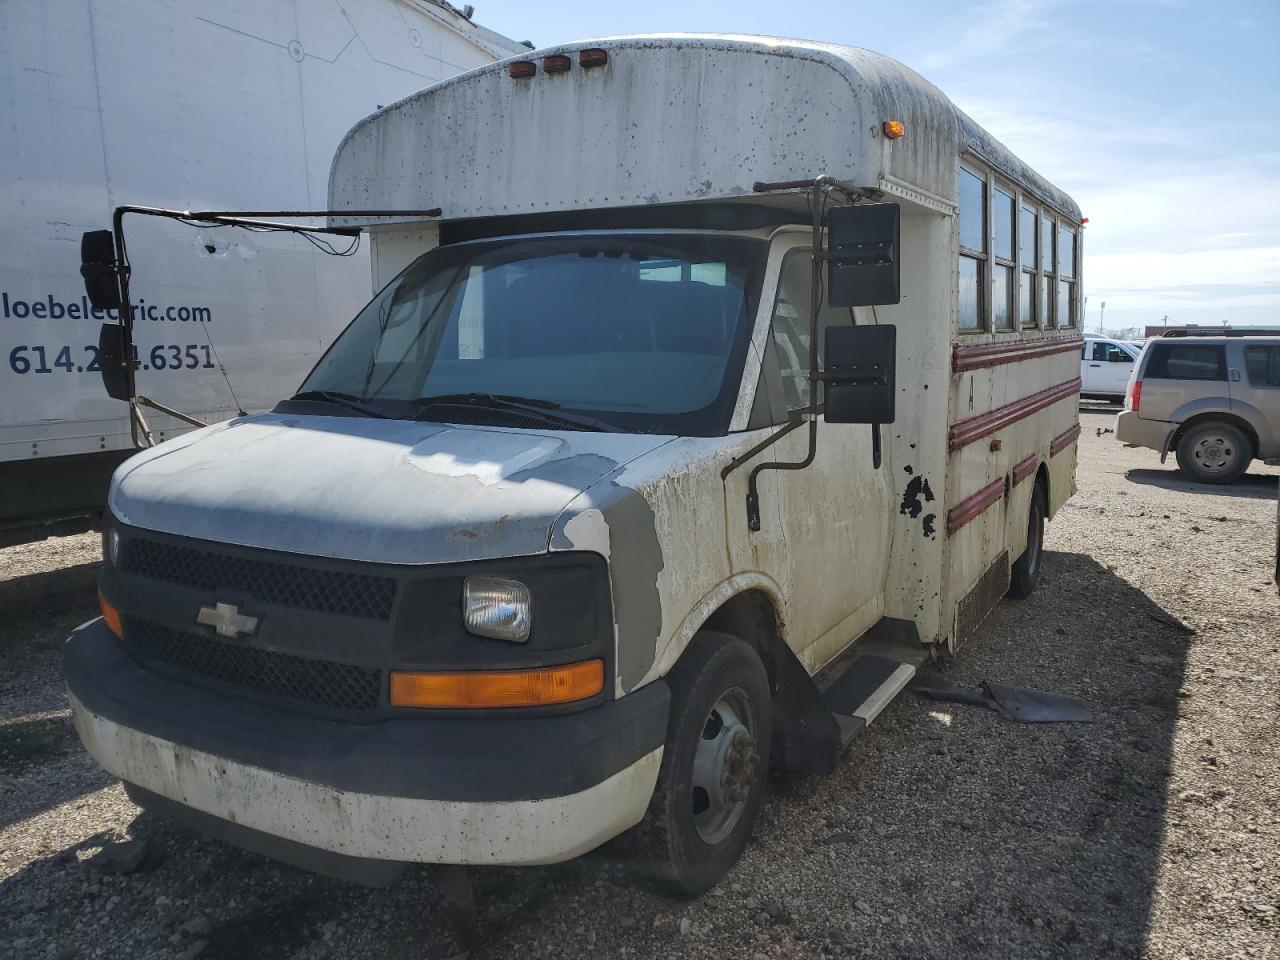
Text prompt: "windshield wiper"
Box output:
[[412, 393, 616, 432], [288, 390, 394, 419]]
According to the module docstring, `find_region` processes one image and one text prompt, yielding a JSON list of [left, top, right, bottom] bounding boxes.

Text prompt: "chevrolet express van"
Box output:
[[67, 34, 1083, 894]]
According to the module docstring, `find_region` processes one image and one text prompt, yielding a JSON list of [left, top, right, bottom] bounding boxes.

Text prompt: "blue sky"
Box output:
[[472, 0, 1279, 332]]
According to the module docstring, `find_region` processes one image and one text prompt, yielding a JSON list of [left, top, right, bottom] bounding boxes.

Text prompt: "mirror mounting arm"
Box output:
[[721, 175, 838, 530]]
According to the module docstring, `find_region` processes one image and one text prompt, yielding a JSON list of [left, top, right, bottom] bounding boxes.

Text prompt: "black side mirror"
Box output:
[[823, 325, 896, 424], [80, 230, 126, 313], [826, 203, 901, 308], [98, 322, 133, 401]]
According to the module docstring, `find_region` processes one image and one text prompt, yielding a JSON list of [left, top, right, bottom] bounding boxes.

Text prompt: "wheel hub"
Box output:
[[1195, 435, 1233, 472], [690, 690, 758, 844]]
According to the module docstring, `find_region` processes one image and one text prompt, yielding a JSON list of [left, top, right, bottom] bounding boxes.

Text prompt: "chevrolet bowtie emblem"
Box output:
[[196, 602, 260, 639]]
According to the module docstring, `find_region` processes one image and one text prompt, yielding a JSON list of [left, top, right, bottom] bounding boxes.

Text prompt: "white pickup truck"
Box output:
[[67, 34, 1083, 895]]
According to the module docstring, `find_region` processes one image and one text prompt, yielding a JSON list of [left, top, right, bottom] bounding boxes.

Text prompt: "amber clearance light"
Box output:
[[390, 660, 604, 709], [882, 120, 906, 139], [99, 591, 123, 638]]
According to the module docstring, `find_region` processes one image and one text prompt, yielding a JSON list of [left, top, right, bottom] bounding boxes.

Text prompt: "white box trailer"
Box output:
[[0, 0, 523, 546], [67, 34, 1084, 902]]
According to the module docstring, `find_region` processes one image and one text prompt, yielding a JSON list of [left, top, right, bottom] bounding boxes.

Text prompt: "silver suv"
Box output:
[[1116, 333, 1280, 483]]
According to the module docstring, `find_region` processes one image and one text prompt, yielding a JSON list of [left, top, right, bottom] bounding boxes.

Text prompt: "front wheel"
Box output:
[[1008, 482, 1046, 599], [1175, 421, 1251, 484], [637, 631, 772, 897]]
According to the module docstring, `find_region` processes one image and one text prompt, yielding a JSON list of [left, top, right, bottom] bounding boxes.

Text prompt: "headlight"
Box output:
[[462, 576, 532, 642]]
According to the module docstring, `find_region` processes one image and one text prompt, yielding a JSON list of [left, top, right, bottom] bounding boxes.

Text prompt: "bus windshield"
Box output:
[[297, 232, 766, 435]]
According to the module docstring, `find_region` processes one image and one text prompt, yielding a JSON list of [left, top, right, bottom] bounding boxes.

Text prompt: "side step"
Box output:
[[817, 618, 929, 750]]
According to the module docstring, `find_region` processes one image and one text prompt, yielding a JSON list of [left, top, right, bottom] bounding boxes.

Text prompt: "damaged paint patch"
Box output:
[[554, 481, 665, 693], [922, 513, 937, 539], [559, 509, 611, 559], [599, 485, 665, 692], [407, 431, 566, 484], [899, 475, 935, 520]]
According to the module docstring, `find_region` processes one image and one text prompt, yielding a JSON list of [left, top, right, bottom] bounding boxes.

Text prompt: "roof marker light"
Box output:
[[507, 60, 536, 79], [883, 120, 906, 139], [579, 48, 609, 68], [543, 54, 571, 74]]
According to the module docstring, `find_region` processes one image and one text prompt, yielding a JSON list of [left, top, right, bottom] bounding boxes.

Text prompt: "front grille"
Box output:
[[121, 537, 397, 621], [122, 616, 382, 712]]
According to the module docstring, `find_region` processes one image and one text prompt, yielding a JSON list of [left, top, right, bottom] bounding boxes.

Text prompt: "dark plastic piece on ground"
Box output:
[[910, 678, 1095, 723]]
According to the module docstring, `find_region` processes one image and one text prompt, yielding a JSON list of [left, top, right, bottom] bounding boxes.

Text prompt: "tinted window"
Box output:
[[993, 264, 1014, 330], [958, 256, 982, 330], [994, 187, 1014, 261], [769, 249, 853, 412], [1091, 341, 1130, 362], [959, 168, 986, 252], [1058, 281, 1074, 327], [300, 233, 765, 435], [1145, 344, 1227, 381], [1019, 206, 1037, 266], [1058, 226, 1076, 279], [1244, 345, 1280, 386]]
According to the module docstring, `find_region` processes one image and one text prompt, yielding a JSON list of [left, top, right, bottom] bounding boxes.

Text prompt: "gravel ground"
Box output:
[[1, 404, 1277, 960]]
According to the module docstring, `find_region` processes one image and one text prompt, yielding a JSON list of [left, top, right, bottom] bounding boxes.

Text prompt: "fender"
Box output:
[[639, 571, 788, 689]]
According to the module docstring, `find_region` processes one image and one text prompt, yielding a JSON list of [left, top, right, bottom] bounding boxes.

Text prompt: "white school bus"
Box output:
[[67, 34, 1083, 897]]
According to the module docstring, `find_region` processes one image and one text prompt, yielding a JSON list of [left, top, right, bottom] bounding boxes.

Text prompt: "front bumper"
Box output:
[[66, 619, 668, 867], [1116, 410, 1174, 452]]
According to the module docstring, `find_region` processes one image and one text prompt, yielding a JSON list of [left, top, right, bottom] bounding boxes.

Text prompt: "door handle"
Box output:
[[1088, 363, 1101, 367], [1229, 369, 1241, 382]]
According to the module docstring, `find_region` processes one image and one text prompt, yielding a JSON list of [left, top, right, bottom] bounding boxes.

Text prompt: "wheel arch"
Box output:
[[643, 574, 789, 693]]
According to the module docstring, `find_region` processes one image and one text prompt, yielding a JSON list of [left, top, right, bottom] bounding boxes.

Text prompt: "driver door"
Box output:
[[724, 237, 892, 672]]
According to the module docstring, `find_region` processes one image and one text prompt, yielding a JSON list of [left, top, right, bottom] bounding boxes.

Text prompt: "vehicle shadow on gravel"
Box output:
[[1124, 468, 1278, 500], [0, 551, 1195, 960], [0, 562, 100, 624]]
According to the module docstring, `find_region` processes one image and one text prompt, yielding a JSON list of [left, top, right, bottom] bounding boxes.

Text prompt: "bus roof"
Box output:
[[330, 33, 1080, 226]]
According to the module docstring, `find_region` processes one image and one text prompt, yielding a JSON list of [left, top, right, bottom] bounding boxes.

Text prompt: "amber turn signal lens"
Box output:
[[507, 60, 536, 79], [578, 48, 608, 68], [542, 54, 571, 74], [99, 591, 123, 638], [882, 120, 906, 139], [390, 660, 604, 709]]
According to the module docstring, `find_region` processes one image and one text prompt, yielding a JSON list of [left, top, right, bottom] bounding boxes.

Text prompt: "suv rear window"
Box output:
[[1145, 343, 1226, 381], [1244, 345, 1280, 386]]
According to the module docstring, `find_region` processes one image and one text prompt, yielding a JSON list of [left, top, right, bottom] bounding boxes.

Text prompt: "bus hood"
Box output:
[[107, 413, 673, 565]]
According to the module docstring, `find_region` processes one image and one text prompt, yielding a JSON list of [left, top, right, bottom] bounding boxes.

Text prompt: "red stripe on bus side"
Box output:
[[946, 476, 1006, 535], [948, 377, 1082, 452], [951, 336, 1084, 373], [1012, 453, 1039, 486], [1050, 424, 1082, 457]]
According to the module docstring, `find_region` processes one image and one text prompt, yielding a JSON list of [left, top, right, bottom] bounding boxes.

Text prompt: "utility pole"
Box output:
[[1099, 301, 1106, 334]]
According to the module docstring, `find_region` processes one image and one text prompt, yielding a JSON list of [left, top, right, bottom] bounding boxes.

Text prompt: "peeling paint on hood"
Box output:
[[108, 414, 673, 565]]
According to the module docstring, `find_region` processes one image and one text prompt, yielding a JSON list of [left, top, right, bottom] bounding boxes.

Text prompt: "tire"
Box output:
[[1008, 482, 1046, 600], [1174, 421, 1251, 484], [637, 631, 772, 897]]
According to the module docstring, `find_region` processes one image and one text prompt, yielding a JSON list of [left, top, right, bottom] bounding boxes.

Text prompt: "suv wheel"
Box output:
[[1175, 421, 1251, 484], [637, 631, 771, 897]]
